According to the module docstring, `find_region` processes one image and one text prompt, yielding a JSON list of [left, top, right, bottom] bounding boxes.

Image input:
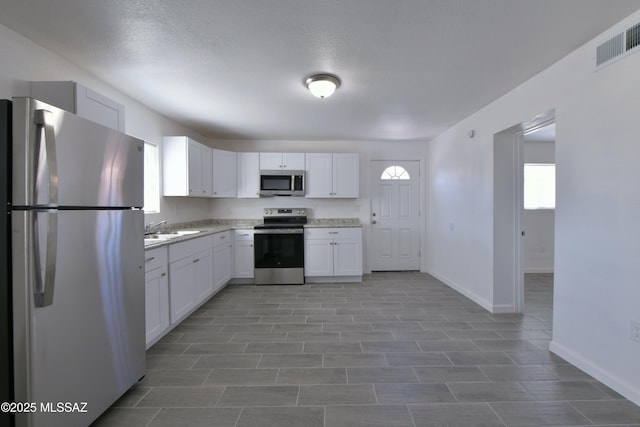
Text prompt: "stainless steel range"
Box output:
[[254, 208, 307, 285]]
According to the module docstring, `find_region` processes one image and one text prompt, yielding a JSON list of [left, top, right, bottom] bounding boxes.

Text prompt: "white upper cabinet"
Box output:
[[30, 81, 125, 132], [163, 136, 213, 197], [212, 149, 237, 197], [260, 152, 305, 170], [306, 153, 359, 198], [236, 152, 260, 198]]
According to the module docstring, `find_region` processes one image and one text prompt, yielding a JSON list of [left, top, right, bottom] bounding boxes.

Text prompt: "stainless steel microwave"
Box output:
[[259, 170, 305, 196]]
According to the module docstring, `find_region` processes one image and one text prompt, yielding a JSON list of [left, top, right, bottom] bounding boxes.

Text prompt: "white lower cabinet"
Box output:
[[144, 247, 169, 349], [304, 227, 363, 282], [234, 230, 255, 279], [213, 231, 233, 291], [168, 235, 214, 326]]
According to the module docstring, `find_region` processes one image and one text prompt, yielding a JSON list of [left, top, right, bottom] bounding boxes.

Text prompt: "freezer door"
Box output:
[[12, 97, 143, 208], [12, 209, 145, 427]]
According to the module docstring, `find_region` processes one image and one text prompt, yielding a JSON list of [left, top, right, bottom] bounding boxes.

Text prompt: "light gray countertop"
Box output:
[[145, 218, 361, 250]]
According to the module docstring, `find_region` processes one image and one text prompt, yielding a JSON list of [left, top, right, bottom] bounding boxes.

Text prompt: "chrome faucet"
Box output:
[[144, 220, 167, 235]]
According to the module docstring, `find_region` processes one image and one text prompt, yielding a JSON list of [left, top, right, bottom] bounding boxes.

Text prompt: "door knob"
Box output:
[[372, 220, 377, 224]]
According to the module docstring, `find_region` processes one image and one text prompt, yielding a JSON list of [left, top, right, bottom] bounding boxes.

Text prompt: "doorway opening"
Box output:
[[493, 110, 555, 313]]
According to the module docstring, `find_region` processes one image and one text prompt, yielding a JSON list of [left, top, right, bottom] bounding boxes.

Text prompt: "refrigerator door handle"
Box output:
[[34, 109, 59, 206], [32, 210, 58, 307]]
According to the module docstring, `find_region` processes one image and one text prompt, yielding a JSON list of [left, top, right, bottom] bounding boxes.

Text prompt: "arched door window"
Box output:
[[380, 165, 410, 180]]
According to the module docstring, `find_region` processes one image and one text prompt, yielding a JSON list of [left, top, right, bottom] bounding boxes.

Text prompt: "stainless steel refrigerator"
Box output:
[[0, 97, 145, 427]]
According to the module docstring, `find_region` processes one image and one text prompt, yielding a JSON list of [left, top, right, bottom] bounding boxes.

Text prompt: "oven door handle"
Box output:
[[253, 228, 303, 234]]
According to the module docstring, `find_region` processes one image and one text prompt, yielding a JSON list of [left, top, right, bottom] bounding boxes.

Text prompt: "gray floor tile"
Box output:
[[323, 352, 388, 367], [217, 385, 299, 407], [91, 408, 160, 427], [243, 342, 303, 354], [183, 343, 247, 354], [570, 400, 640, 424], [325, 405, 414, 427], [385, 351, 451, 366], [409, 403, 504, 427], [417, 339, 480, 351], [147, 408, 240, 427], [299, 384, 376, 405], [448, 381, 533, 402], [520, 380, 616, 401], [137, 386, 223, 407], [276, 367, 347, 384], [361, 340, 421, 353], [375, 382, 456, 403], [347, 367, 419, 383], [413, 366, 489, 383], [236, 406, 324, 427], [491, 401, 591, 426], [259, 353, 323, 368], [140, 369, 211, 386], [479, 365, 558, 381], [193, 354, 261, 369], [303, 341, 362, 353], [204, 368, 278, 385], [446, 351, 516, 366], [145, 355, 199, 370], [111, 385, 152, 407]]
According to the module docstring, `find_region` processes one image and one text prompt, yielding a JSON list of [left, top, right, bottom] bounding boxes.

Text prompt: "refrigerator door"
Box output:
[[12, 97, 143, 208], [12, 209, 145, 427]]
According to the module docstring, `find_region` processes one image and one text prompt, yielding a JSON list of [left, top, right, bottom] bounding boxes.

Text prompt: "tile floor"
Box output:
[[92, 272, 640, 426]]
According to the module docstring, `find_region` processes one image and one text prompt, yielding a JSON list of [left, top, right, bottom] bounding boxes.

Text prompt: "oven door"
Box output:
[[254, 228, 304, 284]]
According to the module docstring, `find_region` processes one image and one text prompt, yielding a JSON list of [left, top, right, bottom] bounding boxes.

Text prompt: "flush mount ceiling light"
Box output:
[[305, 73, 341, 98]]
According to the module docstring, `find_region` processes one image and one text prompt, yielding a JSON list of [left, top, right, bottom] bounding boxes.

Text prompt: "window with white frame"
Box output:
[[144, 142, 160, 213], [524, 163, 555, 209], [380, 165, 411, 180]]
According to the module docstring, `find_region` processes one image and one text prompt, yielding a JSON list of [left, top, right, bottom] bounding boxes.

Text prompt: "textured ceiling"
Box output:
[[1, 0, 639, 141]]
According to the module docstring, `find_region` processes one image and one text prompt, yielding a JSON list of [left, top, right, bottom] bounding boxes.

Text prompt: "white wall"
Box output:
[[427, 10, 640, 404], [0, 23, 211, 226], [523, 140, 555, 273]]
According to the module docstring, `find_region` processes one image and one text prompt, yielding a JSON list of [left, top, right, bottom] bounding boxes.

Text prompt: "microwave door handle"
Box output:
[[34, 109, 59, 207]]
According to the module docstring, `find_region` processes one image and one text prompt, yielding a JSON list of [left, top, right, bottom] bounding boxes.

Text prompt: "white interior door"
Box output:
[[370, 160, 421, 271]]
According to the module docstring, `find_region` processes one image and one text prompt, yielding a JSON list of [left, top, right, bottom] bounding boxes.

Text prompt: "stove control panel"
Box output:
[[263, 208, 307, 217]]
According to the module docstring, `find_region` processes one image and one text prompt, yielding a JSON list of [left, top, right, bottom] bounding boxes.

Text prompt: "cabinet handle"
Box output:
[[161, 272, 167, 277], [145, 257, 155, 262], [193, 258, 200, 263], [220, 235, 226, 239], [250, 244, 253, 247], [329, 231, 338, 234]]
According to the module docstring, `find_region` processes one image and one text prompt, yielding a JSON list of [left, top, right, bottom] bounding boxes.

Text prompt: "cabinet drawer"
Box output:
[[144, 247, 167, 272], [234, 229, 255, 241], [169, 235, 213, 262], [304, 227, 362, 240], [213, 230, 232, 247]]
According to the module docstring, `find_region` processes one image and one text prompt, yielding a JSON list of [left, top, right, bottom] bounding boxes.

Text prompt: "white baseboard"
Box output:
[[549, 340, 640, 406], [524, 267, 554, 273], [426, 269, 497, 313]]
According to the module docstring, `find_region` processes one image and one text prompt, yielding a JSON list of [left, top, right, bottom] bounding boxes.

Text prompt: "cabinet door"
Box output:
[[213, 243, 233, 291], [201, 146, 213, 197], [212, 149, 237, 197], [259, 153, 283, 169], [304, 239, 333, 276], [333, 238, 363, 276], [237, 152, 260, 198], [145, 267, 169, 348], [333, 153, 360, 198], [234, 233, 255, 278], [305, 153, 333, 198], [169, 256, 197, 325], [283, 153, 305, 170], [187, 140, 203, 196], [194, 248, 214, 303]]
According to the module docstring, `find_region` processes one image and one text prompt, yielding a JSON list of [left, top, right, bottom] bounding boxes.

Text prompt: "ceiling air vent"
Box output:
[[595, 32, 624, 68], [595, 21, 640, 70], [626, 22, 640, 51]]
